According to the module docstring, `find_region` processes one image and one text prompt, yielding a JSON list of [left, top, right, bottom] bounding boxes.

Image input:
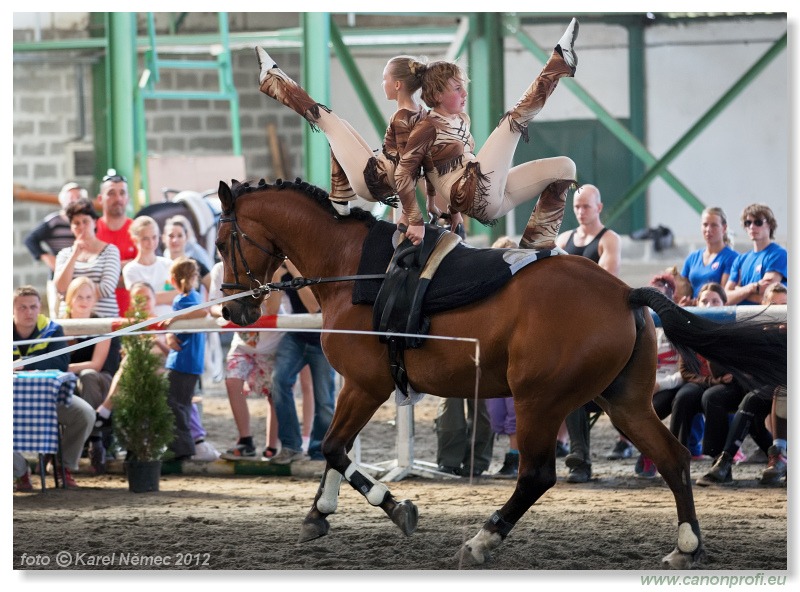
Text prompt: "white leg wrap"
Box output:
[[344, 463, 389, 506], [677, 522, 699, 553], [316, 469, 343, 515], [464, 529, 503, 564]]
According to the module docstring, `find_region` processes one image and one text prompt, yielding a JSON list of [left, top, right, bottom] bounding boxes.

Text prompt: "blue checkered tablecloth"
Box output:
[[13, 370, 77, 454]]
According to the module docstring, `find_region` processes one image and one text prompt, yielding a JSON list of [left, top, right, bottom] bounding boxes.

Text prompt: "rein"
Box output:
[[219, 208, 385, 300]]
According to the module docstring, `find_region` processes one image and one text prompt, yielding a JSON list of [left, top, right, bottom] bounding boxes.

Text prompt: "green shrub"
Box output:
[[113, 296, 174, 461]]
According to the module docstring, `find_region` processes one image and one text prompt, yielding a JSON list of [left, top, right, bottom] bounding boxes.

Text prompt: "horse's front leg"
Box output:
[[299, 384, 417, 542], [458, 410, 560, 565]]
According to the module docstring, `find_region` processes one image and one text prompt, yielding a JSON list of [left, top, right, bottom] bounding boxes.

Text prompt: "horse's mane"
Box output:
[[230, 177, 378, 226]]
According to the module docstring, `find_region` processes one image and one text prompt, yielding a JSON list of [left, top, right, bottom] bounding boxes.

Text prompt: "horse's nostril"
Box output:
[[221, 307, 231, 321]]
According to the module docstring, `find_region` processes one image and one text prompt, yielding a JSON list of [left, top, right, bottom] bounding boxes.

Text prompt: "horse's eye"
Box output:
[[216, 242, 226, 254]]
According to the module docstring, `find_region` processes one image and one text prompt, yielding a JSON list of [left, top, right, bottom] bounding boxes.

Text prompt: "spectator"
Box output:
[[724, 203, 787, 305], [12, 285, 94, 489], [268, 260, 336, 465], [555, 183, 623, 482], [54, 198, 121, 318], [94, 169, 137, 315], [63, 277, 121, 474], [24, 181, 87, 274], [679, 206, 739, 305], [634, 281, 724, 478], [208, 261, 284, 460], [162, 258, 208, 461], [162, 215, 212, 292], [697, 284, 788, 486], [122, 216, 174, 316]]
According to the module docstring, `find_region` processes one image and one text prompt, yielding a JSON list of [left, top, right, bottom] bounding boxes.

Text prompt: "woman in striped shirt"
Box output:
[[54, 197, 121, 318]]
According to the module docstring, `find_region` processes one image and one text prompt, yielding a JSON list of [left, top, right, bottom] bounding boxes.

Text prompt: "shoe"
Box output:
[[221, 441, 256, 461], [696, 452, 733, 486], [634, 454, 657, 479], [191, 441, 221, 462], [262, 447, 278, 460], [565, 454, 591, 483], [733, 448, 747, 464], [14, 471, 34, 493], [269, 447, 305, 465], [606, 440, 634, 460], [89, 439, 107, 475], [555, 440, 569, 457], [94, 412, 112, 430], [759, 446, 787, 486], [556, 18, 579, 71], [62, 468, 79, 489], [492, 452, 519, 479], [437, 465, 461, 476], [330, 200, 351, 216]]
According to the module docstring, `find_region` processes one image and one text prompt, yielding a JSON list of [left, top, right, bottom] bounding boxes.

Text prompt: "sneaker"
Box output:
[[606, 440, 634, 460], [492, 452, 519, 479], [759, 446, 787, 486], [192, 441, 221, 462], [262, 447, 278, 460], [555, 440, 569, 458], [437, 465, 461, 476], [268, 447, 305, 465], [94, 412, 112, 430], [733, 449, 747, 464], [14, 471, 34, 493], [565, 454, 592, 483], [634, 454, 657, 479], [221, 441, 256, 461], [63, 468, 79, 489], [696, 452, 733, 486]]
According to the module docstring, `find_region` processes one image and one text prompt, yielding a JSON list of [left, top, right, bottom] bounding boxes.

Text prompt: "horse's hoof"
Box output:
[[298, 517, 329, 543], [455, 543, 487, 566], [390, 500, 418, 536], [662, 546, 705, 569]]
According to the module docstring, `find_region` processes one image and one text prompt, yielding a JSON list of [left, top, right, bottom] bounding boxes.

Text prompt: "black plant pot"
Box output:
[[125, 459, 162, 493]]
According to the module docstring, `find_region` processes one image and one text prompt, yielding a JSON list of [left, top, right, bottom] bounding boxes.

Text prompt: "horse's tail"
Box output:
[[628, 287, 786, 389]]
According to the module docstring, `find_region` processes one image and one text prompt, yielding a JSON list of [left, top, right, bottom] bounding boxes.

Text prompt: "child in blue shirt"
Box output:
[[164, 257, 208, 460]]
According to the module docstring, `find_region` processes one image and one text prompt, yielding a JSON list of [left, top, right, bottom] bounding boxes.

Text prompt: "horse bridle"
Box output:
[[218, 210, 286, 297]]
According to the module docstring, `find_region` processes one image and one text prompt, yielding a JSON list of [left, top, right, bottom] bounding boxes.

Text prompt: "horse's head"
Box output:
[[215, 179, 285, 326]]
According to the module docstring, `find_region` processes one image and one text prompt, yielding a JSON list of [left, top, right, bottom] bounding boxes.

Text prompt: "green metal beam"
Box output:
[[626, 21, 647, 230], [467, 13, 504, 240], [605, 31, 788, 224], [329, 20, 385, 137], [107, 12, 138, 212], [502, 15, 702, 217], [301, 13, 331, 188]]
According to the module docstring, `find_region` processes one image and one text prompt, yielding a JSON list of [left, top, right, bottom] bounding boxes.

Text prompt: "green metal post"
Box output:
[[218, 13, 242, 156], [605, 32, 788, 225], [302, 13, 330, 188], [626, 21, 646, 230], [467, 13, 503, 241], [107, 12, 138, 212]]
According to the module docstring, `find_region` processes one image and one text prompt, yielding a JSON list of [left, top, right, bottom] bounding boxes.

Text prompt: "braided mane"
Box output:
[[229, 177, 378, 225]]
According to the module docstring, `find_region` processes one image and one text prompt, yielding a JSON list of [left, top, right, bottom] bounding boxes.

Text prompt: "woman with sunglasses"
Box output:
[[724, 203, 787, 305]]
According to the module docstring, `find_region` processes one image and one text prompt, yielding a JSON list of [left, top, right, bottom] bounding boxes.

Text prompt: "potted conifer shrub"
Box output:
[[113, 296, 174, 492]]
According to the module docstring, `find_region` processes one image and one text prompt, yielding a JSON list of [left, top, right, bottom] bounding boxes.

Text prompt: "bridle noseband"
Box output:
[[218, 210, 286, 296]]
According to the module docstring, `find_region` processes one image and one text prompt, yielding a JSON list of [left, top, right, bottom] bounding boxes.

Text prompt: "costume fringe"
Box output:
[[499, 112, 530, 143]]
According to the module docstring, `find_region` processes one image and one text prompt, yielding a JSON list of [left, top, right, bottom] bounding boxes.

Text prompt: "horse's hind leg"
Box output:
[[300, 383, 418, 542], [598, 324, 705, 568], [458, 404, 561, 565]]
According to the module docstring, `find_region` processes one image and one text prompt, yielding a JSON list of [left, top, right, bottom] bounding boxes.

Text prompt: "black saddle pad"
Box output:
[[352, 220, 522, 314]]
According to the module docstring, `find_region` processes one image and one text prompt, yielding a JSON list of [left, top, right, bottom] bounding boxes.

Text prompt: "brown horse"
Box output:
[[215, 178, 785, 569]]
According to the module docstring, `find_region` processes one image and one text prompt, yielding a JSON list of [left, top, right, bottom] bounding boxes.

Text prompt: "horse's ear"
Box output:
[[218, 180, 233, 213]]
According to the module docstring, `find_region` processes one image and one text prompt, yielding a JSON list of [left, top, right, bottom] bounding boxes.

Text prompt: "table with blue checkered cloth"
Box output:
[[13, 370, 77, 454]]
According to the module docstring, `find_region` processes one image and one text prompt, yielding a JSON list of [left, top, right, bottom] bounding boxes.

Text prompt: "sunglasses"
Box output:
[[102, 170, 127, 183], [743, 218, 765, 228]]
